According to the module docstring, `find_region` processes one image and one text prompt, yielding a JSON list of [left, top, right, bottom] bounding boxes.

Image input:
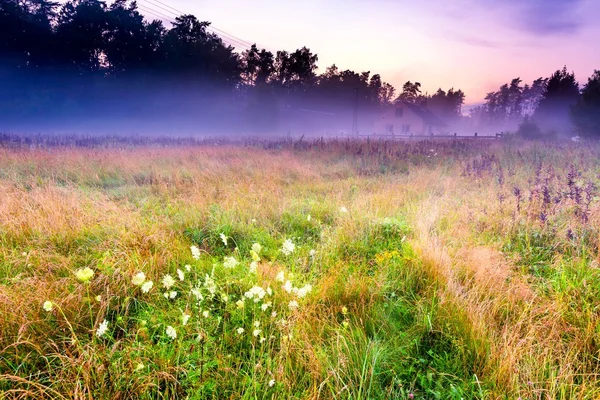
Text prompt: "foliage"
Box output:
[[572, 70, 600, 137]]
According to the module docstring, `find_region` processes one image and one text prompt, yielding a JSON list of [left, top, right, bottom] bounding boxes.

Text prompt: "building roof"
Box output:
[[401, 101, 448, 127]]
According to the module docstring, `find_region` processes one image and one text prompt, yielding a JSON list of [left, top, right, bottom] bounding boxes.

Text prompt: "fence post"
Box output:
[[474, 132, 478, 138]]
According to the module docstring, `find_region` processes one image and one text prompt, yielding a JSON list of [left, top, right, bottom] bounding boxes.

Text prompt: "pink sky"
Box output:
[[139, 0, 600, 105]]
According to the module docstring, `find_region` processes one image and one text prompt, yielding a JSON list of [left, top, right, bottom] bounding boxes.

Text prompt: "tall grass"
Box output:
[[1, 138, 599, 398]]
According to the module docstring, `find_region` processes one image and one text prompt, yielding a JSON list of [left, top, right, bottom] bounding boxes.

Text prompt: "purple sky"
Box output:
[[139, 0, 600, 105]]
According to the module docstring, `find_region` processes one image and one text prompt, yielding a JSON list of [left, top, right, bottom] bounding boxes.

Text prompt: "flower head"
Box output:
[[288, 300, 299, 310], [162, 274, 175, 289], [340, 206, 348, 213], [223, 256, 239, 269], [251, 243, 262, 254], [236, 327, 245, 335], [184, 264, 191, 272], [297, 284, 313, 298], [166, 325, 177, 340], [202, 310, 209, 318], [269, 379, 275, 387], [249, 261, 258, 274], [276, 271, 285, 283], [96, 319, 109, 338], [220, 233, 228, 246], [253, 329, 261, 337], [191, 245, 201, 260], [236, 299, 245, 309], [141, 280, 153, 293], [182, 312, 191, 326], [43, 301, 53, 312], [177, 269, 185, 281], [132, 271, 146, 286], [75, 267, 94, 283], [281, 239, 295, 256]]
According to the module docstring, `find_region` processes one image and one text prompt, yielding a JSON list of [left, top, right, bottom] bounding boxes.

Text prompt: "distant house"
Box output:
[[374, 101, 448, 136]]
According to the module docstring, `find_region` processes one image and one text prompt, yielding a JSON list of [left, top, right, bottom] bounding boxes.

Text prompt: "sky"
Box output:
[[139, 0, 600, 105]]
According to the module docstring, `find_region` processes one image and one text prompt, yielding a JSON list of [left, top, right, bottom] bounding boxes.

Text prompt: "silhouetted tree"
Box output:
[[572, 70, 600, 137], [395, 81, 422, 104], [533, 66, 580, 135]]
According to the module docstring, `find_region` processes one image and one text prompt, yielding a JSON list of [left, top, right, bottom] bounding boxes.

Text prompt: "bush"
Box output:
[[517, 117, 543, 140]]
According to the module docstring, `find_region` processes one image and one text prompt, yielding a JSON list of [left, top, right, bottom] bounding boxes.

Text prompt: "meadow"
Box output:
[[0, 137, 599, 399]]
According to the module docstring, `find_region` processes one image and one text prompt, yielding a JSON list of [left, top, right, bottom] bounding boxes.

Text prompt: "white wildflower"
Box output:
[[166, 325, 177, 340], [95, 295, 102, 302], [283, 280, 293, 293], [141, 280, 153, 293], [307, 214, 311, 221], [251, 243, 262, 254], [260, 336, 267, 343], [43, 301, 53, 312], [340, 206, 348, 213], [191, 245, 201, 260], [261, 302, 272, 311], [281, 239, 295, 255], [236, 299, 245, 308], [253, 329, 261, 337], [223, 256, 239, 269], [276, 271, 285, 283], [202, 310, 209, 318], [191, 287, 204, 301], [182, 313, 191, 326], [184, 264, 191, 272], [236, 327, 245, 335], [169, 291, 177, 299], [220, 233, 228, 246], [254, 321, 260, 328], [204, 274, 216, 295], [297, 284, 313, 298], [75, 267, 94, 283], [96, 319, 109, 338], [245, 286, 266, 302], [135, 362, 144, 371], [249, 261, 258, 274], [288, 300, 299, 310], [309, 249, 316, 257], [269, 379, 275, 387], [132, 271, 146, 286], [162, 274, 175, 290], [266, 287, 273, 296], [271, 311, 277, 318], [177, 269, 185, 281]]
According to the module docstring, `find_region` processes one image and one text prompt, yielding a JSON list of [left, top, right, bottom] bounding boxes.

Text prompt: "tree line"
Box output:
[[472, 66, 600, 138], [0, 0, 467, 134]]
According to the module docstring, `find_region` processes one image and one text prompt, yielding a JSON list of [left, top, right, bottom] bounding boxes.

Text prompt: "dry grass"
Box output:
[[0, 139, 599, 399]]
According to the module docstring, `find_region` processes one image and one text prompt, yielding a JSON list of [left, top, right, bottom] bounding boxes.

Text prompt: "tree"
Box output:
[[240, 44, 274, 86], [428, 88, 465, 120], [533, 66, 580, 135], [571, 70, 600, 137], [395, 81, 422, 104]]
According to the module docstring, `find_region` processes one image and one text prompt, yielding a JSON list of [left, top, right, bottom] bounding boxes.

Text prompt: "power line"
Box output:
[[136, 0, 257, 51]]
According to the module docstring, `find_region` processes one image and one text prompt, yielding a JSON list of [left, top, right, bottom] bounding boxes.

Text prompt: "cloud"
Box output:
[[448, 32, 507, 49], [490, 0, 584, 35], [450, 33, 503, 48]]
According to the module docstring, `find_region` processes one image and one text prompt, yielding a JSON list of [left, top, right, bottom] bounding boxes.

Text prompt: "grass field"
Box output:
[[1, 138, 599, 399]]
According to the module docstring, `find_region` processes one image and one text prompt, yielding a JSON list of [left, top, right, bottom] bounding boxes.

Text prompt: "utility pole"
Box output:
[[352, 88, 358, 136]]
